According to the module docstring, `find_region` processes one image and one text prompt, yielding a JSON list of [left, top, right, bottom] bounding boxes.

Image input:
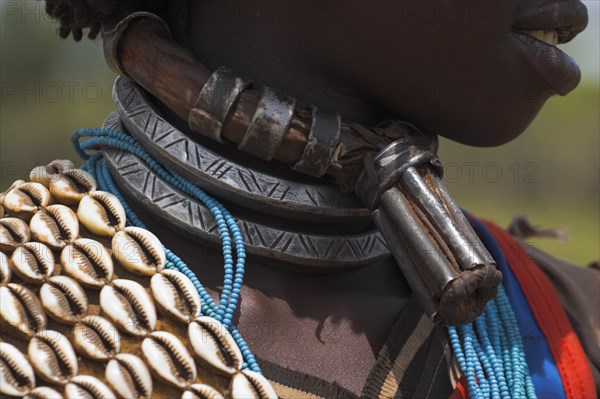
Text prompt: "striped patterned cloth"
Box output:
[[261, 298, 457, 399]]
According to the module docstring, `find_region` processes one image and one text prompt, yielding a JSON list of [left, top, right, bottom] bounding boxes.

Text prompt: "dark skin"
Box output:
[[119, 0, 589, 395], [186, 0, 587, 146]]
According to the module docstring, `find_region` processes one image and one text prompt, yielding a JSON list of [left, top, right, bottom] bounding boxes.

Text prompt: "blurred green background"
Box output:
[[1, 1, 598, 265]]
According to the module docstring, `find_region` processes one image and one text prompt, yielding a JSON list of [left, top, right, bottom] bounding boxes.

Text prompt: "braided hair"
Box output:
[[44, 0, 188, 41]]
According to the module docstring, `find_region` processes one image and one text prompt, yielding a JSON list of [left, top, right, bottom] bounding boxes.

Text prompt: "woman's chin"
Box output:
[[440, 126, 527, 147], [429, 99, 547, 148]]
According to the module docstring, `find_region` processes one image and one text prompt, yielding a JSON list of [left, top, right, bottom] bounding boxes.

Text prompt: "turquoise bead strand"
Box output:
[[75, 128, 260, 373], [447, 286, 536, 399]]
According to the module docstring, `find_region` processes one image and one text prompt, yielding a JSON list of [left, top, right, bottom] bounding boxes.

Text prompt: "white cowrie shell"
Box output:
[[0, 342, 36, 397], [61, 238, 113, 288], [230, 370, 278, 399], [0, 283, 47, 339], [3, 188, 37, 215], [2, 179, 26, 196], [28, 330, 78, 385], [112, 227, 165, 276], [64, 375, 116, 399], [1, 180, 25, 214], [0, 217, 31, 253], [3, 182, 52, 218], [151, 270, 201, 323], [106, 354, 153, 399], [100, 279, 157, 337], [40, 275, 88, 324], [72, 315, 120, 361], [188, 316, 243, 376], [30, 205, 79, 250], [0, 251, 12, 285], [30, 160, 75, 187], [141, 331, 197, 389], [181, 384, 225, 399], [11, 242, 56, 284], [49, 169, 96, 205], [30, 166, 52, 187], [24, 386, 65, 399], [77, 191, 126, 237]]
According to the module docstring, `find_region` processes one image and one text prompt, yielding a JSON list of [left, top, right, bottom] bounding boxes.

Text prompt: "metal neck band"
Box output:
[[105, 81, 390, 271]]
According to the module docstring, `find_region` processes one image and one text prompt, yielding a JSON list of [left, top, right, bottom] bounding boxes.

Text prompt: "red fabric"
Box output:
[[449, 375, 469, 399], [482, 220, 597, 399]]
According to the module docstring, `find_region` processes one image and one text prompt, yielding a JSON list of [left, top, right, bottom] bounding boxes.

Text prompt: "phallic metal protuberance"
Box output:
[[141, 331, 197, 389], [61, 238, 114, 288], [105, 353, 153, 399], [151, 269, 201, 323], [100, 278, 157, 337], [49, 169, 96, 205], [0, 283, 47, 339], [112, 226, 166, 276], [40, 275, 88, 324], [28, 330, 78, 385], [77, 191, 126, 237], [0, 341, 36, 397], [188, 316, 243, 376], [72, 315, 121, 361], [11, 242, 57, 284], [355, 131, 502, 326], [0, 217, 31, 253], [3, 182, 52, 219], [30, 204, 79, 250]]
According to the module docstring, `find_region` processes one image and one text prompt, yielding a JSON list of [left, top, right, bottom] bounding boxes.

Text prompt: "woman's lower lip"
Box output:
[[510, 31, 581, 96]]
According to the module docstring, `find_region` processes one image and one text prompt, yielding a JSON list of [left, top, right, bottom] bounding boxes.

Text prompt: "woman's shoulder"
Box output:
[[507, 215, 599, 325], [508, 215, 600, 391]]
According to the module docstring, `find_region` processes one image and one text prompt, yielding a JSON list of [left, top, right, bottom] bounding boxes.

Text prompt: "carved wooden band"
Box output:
[[238, 87, 297, 161], [102, 12, 171, 77], [291, 107, 341, 178], [189, 67, 251, 144]]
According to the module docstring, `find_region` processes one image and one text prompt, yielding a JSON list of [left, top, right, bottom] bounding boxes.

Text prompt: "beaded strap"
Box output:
[[0, 149, 276, 397]]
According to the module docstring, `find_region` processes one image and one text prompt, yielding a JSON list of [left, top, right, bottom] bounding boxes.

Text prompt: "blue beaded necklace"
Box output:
[[73, 128, 260, 373], [73, 127, 537, 398], [448, 285, 537, 399]]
